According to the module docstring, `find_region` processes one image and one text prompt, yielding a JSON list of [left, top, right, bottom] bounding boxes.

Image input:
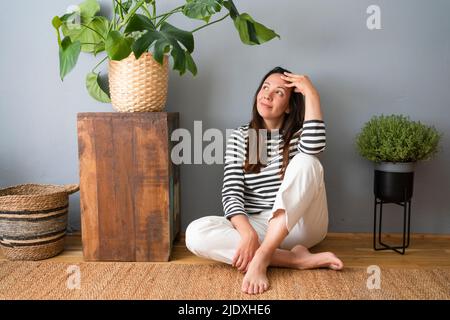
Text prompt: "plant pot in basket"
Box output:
[[109, 52, 169, 112], [52, 0, 280, 108], [0, 184, 79, 261]]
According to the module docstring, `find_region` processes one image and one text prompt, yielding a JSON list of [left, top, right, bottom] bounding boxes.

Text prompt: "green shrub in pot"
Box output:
[[355, 114, 443, 253], [356, 113, 443, 204], [355, 114, 442, 164]]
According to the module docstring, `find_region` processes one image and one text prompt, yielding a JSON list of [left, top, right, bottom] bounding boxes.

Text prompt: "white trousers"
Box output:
[[185, 153, 329, 265]]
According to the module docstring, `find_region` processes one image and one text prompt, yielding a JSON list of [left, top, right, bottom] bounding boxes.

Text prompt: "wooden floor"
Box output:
[[1, 233, 450, 268]]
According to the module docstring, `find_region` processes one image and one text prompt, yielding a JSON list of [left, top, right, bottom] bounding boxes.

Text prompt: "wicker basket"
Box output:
[[109, 52, 169, 112], [0, 184, 79, 261]]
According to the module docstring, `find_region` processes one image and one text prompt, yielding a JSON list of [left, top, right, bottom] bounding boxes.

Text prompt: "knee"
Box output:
[[288, 153, 323, 175], [291, 152, 322, 168], [185, 218, 204, 253], [185, 216, 217, 254], [285, 153, 324, 188]]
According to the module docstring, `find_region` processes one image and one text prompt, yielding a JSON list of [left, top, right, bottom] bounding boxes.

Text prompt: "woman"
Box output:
[[186, 66, 344, 295]]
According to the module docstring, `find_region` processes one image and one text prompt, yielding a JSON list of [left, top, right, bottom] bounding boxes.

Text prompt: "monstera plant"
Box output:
[[52, 0, 280, 104]]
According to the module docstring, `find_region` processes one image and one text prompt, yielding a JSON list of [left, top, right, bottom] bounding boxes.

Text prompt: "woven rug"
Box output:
[[0, 261, 449, 300]]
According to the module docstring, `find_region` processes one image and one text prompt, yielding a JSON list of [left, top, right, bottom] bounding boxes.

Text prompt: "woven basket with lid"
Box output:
[[109, 52, 169, 112], [0, 184, 79, 261]]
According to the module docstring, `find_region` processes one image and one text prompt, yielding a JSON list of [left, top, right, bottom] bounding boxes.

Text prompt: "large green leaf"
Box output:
[[161, 22, 194, 53], [223, 0, 239, 19], [86, 72, 111, 103], [131, 22, 195, 75], [60, 0, 102, 51], [128, 16, 193, 53], [59, 37, 81, 80], [131, 29, 160, 58], [183, 0, 223, 23], [185, 51, 198, 76], [59, 11, 80, 34], [124, 14, 156, 56], [79, 0, 100, 23], [105, 31, 133, 60], [124, 13, 155, 33], [152, 38, 171, 65], [233, 13, 280, 45], [59, 0, 99, 28], [223, 1, 279, 45], [62, 16, 108, 53]]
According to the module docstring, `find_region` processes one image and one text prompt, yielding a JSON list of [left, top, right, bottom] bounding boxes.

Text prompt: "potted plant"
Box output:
[[356, 114, 442, 203], [52, 0, 280, 112]]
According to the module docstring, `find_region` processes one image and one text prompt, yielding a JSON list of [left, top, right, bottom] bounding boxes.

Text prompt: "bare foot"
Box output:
[[291, 245, 344, 270], [241, 250, 271, 295]]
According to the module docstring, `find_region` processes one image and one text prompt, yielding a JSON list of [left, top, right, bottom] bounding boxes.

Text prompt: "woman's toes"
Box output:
[[253, 284, 259, 295], [329, 263, 340, 270], [258, 283, 265, 294], [250, 284, 256, 295], [241, 280, 249, 293], [242, 280, 269, 294], [329, 257, 344, 270], [246, 283, 252, 295]]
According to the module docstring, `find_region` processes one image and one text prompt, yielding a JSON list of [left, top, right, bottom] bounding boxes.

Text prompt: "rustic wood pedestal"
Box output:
[[77, 112, 180, 261]]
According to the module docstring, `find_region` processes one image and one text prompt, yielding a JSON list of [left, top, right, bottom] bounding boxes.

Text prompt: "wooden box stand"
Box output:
[[77, 112, 180, 261]]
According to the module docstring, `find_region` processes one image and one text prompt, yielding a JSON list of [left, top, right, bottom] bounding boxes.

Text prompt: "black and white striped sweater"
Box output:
[[222, 119, 326, 219]]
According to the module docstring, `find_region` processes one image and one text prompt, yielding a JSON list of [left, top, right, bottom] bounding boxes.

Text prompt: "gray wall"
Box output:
[[1, 0, 449, 233]]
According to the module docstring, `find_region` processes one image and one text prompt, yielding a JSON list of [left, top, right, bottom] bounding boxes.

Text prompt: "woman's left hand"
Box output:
[[280, 72, 318, 97]]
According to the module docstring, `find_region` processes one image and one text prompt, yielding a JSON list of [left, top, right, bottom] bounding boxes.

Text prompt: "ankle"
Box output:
[[254, 247, 275, 264]]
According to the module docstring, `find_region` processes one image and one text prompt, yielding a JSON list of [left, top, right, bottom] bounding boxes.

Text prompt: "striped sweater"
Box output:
[[222, 119, 326, 219]]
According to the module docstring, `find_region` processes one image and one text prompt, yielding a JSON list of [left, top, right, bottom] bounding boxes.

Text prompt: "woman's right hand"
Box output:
[[232, 231, 260, 272]]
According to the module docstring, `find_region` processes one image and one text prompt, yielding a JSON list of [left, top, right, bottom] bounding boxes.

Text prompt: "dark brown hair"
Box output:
[[244, 66, 305, 179]]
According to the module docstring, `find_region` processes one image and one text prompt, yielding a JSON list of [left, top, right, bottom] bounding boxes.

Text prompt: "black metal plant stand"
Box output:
[[373, 190, 412, 254], [372, 168, 414, 255]]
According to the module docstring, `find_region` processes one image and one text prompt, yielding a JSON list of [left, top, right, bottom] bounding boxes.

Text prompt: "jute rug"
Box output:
[[0, 261, 449, 300]]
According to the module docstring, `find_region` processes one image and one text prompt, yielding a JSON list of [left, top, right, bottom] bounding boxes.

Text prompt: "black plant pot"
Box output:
[[373, 161, 415, 202], [374, 171, 414, 202]]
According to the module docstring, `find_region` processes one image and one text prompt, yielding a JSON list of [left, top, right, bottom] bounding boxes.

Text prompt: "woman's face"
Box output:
[[256, 73, 292, 123]]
